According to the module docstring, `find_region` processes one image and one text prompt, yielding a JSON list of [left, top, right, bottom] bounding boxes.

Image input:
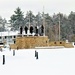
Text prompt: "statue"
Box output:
[[24, 26, 28, 34], [20, 26, 23, 34], [41, 25, 44, 34], [30, 26, 33, 34], [35, 26, 39, 35]]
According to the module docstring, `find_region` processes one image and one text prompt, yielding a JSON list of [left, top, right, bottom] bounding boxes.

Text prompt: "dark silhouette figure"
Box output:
[[24, 26, 28, 34], [20, 26, 23, 34], [35, 26, 38, 34], [41, 25, 44, 34], [30, 26, 33, 34]]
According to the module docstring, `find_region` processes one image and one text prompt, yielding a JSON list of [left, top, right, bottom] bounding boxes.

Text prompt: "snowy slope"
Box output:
[[0, 48, 75, 75]]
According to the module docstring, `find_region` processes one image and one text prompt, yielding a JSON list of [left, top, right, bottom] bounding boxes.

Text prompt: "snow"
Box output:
[[0, 31, 19, 36], [0, 48, 75, 75], [0, 31, 36, 36]]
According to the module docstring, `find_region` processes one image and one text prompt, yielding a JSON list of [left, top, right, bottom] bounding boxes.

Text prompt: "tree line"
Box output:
[[0, 7, 75, 42]]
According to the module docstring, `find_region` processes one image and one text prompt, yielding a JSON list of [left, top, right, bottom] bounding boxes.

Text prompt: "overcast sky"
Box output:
[[0, 0, 75, 20]]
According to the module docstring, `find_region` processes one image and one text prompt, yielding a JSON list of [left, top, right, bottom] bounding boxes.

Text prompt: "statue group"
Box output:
[[20, 25, 44, 36]]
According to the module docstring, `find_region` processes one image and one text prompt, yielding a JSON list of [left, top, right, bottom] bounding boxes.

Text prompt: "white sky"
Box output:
[[0, 0, 75, 20]]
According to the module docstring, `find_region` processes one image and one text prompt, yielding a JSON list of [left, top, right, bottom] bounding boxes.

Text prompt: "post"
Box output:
[[43, 6, 45, 36], [35, 50, 36, 57], [3, 55, 5, 65], [13, 50, 15, 56], [36, 52, 38, 59], [35, 51, 38, 59]]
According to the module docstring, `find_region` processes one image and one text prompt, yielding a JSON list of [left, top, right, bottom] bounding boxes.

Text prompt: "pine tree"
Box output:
[[10, 7, 24, 30]]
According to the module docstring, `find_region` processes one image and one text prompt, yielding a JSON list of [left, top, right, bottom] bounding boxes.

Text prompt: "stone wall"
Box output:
[[10, 36, 74, 49], [49, 41, 74, 48], [49, 41, 65, 46], [10, 36, 49, 49], [64, 42, 74, 48]]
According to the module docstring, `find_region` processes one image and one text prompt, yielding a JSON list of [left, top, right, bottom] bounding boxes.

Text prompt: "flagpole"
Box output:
[[58, 12, 60, 41], [43, 6, 45, 36]]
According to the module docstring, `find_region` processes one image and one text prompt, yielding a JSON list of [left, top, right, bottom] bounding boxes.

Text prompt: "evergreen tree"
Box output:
[[25, 11, 35, 27], [35, 12, 42, 26], [0, 17, 7, 31], [68, 11, 75, 41], [68, 11, 75, 34], [9, 7, 24, 30]]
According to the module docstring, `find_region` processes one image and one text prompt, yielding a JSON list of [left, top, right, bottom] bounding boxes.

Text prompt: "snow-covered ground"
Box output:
[[0, 48, 75, 75]]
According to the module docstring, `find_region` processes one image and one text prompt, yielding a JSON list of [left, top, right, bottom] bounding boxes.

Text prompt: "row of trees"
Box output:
[[0, 7, 75, 41], [0, 17, 7, 31]]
